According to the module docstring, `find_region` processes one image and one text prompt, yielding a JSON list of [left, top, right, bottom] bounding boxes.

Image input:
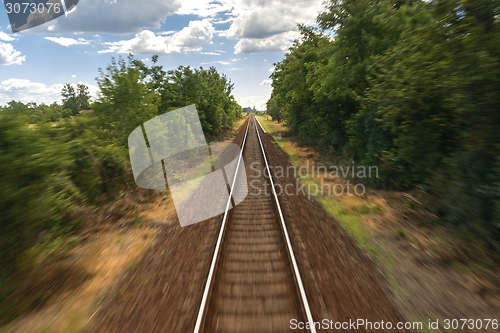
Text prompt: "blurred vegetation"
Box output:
[[267, 0, 500, 251], [0, 55, 241, 291]]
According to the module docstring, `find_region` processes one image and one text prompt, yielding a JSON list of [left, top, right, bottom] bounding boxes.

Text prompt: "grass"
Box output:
[[256, 115, 301, 165], [317, 197, 385, 257], [395, 227, 407, 239], [126, 259, 139, 272], [36, 312, 86, 333], [351, 203, 383, 215], [132, 217, 143, 227], [255, 115, 283, 134]]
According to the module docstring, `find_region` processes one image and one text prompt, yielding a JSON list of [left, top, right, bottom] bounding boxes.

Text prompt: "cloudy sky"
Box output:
[[0, 0, 324, 109]]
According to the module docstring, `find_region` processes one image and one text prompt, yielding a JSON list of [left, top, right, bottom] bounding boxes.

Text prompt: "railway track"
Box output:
[[193, 116, 316, 333]]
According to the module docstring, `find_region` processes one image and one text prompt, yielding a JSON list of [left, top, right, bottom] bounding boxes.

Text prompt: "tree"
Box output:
[[30, 102, 72, 123], [76, 83, 91, 111], [61, 84, 78, 115], [61, 83, 91, 115], [93, 56, 159, 147], [267, 0, 500, 247]]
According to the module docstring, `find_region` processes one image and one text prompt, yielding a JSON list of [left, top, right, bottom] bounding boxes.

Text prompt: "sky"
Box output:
[[0, 0, 325, 109]]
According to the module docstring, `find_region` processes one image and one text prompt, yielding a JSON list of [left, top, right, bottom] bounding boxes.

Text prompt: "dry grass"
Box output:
[[0, 191, 175, 333]]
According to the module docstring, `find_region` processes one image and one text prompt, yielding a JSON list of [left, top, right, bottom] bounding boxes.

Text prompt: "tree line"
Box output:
[[267, 0, 500, 249], [0, 55, 242, 282]]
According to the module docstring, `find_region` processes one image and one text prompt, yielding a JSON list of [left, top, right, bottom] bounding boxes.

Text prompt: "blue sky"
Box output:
[[0, 0, 324, 109]]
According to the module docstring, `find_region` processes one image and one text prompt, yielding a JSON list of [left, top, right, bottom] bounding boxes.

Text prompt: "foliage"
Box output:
[[0, 101, 72, 124], [0, 112, 73, 279], [0, 55, 242, 284], [93, 56, 241, 146], [268, 0, 500, 247], [61, 83, 91, 115]]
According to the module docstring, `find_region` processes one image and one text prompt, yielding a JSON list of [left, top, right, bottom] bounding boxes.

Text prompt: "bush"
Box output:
[[0, 113, 72, 279]]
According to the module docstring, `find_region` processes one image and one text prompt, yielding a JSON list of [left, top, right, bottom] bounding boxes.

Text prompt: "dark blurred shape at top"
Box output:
[[3, 0, 79, 33], [64, 0, 79, 12]]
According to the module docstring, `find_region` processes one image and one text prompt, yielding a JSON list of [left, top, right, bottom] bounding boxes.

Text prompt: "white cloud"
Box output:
[[26, 0, 183, 33], [201, 60, 231, 65], [0, 79, 63, 104], [235, 94, 270, 109], [234, 31, 299, 53], [45, 37, 91, 46], [212, 18, 234, 25], [71, 75, 77, 78], [0, 32, 15, 42], [223, 9, 297, 39], [213, 0, 322, 53], [0, 43, 26, 65], [100, 20, 215, 55], [177, 0, 232, 17], [260, 79, 272, 85], [0, 79, 98, 105]]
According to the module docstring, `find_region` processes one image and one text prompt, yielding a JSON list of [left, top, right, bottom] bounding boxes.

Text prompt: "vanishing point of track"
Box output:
[[193, 116, 317, 333]]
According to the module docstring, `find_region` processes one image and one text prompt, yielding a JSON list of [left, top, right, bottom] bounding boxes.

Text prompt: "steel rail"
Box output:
[[254, 116, 317, 333], [192, 117, 251, 333]]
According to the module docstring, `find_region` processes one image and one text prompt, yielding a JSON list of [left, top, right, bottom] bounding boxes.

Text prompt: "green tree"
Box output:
[[30, 102, 72, 124], [76, 83, 91, 111], [268, 0, 500, 246], [61, 83, 78, 115], [93, 56, 159, 147], [61, 83, 91, 115]]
